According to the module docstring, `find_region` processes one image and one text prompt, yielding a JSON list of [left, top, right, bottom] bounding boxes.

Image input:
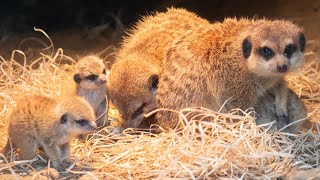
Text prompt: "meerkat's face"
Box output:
[[56, 97, 97, 134], [73, 55, 109, 90], [108, 59, 159, 128], [242, 21, 305, 77]]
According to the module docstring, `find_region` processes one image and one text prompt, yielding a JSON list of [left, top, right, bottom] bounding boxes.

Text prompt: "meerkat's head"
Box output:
[[73, 55, 109, 90], [108, 58, 159, 128], [55, 96, 97, 134], [241, 20, 305, 77]]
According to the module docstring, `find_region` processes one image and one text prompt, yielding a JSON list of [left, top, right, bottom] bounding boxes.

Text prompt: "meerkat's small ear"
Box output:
[[299, 32, 306, 52], [60, 114, 68, 124], [148, 74, 159, 94], [242, 37, 252, 59], [73, 74, 81, 84]]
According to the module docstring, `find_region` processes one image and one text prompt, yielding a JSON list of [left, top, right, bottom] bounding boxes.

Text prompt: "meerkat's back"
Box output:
[[108, 8, 211, 129]]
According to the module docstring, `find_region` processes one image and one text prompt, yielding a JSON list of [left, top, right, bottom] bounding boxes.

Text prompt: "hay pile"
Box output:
[[0, 32, 319, 179]]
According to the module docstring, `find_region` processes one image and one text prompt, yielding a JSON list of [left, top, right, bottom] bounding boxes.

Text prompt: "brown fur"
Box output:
[[108, 8, 210, 128], [156, 18, 305, 129], [1, 95, 97, 171], [74, 55, 108, 127]]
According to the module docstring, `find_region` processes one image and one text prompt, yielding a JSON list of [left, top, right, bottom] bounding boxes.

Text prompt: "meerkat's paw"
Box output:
[[277, 114, 290, 126], [52, 161, 66, 172]]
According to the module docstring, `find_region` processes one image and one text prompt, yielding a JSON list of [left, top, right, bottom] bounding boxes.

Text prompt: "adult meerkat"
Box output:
[[1, 95, 97, 171], [108, 8, 210, 129], [74, 55, 108, 127], [156, 18, 305, 129]]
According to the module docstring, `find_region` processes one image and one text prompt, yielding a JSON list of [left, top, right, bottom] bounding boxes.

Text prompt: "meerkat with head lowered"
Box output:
[[156, 18, 305, 129], [74, 55, 109, 127], [108, 8, 210, 129], [1, 95, 97, 171]]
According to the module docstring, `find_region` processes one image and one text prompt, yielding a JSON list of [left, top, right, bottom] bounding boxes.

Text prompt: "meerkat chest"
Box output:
[[77, 89, 105, 111], [56, 131, 71, 145], [255, 76, 282, 96]]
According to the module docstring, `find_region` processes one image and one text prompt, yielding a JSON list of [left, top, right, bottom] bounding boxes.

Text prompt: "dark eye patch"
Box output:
[[86, 74, 98, 81], [258, 47, 275, 60], [102, 69, 106, 74], [131, 103, 146, 120], [284, 44, 297, 58], [77, 119, 88, 126]]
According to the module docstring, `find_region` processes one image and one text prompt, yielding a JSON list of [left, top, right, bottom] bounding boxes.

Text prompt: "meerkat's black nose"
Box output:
[[277, 64, 287, 73]]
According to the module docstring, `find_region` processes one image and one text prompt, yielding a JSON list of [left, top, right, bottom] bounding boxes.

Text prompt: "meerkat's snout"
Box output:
[[277, 64, 287, 73]]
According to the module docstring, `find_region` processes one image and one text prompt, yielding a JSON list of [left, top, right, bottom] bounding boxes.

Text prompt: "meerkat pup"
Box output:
[[156, 18, 305, 129], [255, 88, 307, 133], [108, 8, 210, 129], [74, 55, 109, 127], [242, 20, 305, 124], [1, 95, 97, 171]]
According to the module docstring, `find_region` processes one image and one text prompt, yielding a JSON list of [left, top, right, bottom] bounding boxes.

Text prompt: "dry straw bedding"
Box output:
[[0, 31, 319, 179]]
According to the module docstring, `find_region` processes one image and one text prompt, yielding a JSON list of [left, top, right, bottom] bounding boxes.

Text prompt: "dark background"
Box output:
[[1, 0, 320, 61]]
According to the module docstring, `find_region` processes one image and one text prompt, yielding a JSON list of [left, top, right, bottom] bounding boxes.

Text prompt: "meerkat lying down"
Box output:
[[1, 95, 97, 171], [108, 8, 210, 129], [156, 18, 305, 129], [74, 55, 109, 128]]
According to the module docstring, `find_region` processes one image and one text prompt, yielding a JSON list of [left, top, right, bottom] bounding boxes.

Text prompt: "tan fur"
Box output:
[[108, 8, 210, 128], [156, 18, 305, 129], [1, 95, 97, 171], [74, 55, 108, 127]]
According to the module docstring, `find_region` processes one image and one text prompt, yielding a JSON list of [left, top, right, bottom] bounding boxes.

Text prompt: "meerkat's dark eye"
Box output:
[[258, 47, 275, 60], [284, 44, 297, 58], [86, 75, 98, 81], [131, 103, 146, 120], [77, 119, 88, 126], [102, 69, 106, 74], [60, 114, 68, 124]]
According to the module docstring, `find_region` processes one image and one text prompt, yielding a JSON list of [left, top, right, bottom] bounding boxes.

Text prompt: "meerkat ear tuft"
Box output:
[[60, 114, 68, 124], [73, 74, 81, 84], [148, 74, 159, 94], [299, 33, 306, 52], [242, 37, 252, 59]]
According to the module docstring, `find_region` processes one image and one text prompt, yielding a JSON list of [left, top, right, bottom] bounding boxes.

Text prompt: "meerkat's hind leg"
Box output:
[[18, 137, 39, 160]]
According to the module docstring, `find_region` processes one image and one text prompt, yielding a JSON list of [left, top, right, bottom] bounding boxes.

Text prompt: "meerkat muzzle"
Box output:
[[277, 64, 288, 73]]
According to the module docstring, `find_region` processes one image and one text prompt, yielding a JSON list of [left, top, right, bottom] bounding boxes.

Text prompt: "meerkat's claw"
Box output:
[[277, 114, 290, 125]]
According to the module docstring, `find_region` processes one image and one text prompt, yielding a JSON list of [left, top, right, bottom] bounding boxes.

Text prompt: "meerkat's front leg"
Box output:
[[96, 98, 107, 127], [273, 80, 289, 125], [60, 143, 71, 162], [42, 142, 65, 171]]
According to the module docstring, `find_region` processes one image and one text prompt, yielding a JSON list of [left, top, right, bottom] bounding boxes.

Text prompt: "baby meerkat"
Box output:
[[156, 18, 305, 129], [242, 20, 305, 125], [108, 8, 210, 129], [1, 95, 97, 171], [74, 55, 109, 127], [255, 88, 307, 133]]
